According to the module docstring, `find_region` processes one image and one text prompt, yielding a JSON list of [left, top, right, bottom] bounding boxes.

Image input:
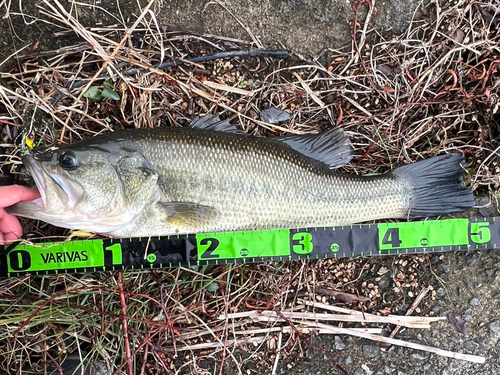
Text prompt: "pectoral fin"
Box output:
[[159, 202, 219, 229]]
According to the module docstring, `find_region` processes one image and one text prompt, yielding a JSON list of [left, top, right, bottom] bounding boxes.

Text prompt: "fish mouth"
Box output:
[[21, 156, 48, 208], [14, 155, 83, 213]]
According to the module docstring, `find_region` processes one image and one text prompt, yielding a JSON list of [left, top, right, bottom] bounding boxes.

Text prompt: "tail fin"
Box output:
[[391, 154, 474, 219]]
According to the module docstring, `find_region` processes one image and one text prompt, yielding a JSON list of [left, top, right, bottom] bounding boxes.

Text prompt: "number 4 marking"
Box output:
[[382, 228, 402, 248]]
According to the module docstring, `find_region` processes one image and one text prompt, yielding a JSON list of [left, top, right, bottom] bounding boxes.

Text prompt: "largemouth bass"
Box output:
[[9, 116, 474, 237]]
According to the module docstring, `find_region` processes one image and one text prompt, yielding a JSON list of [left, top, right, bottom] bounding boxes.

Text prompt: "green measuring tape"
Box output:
[[0, 217, 495, 277]]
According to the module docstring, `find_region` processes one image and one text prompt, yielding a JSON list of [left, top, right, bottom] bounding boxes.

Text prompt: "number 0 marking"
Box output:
[[8, 250, 32, 271]]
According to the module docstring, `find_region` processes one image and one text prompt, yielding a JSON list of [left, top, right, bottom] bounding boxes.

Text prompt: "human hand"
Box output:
[[0, 185, 40, 244]]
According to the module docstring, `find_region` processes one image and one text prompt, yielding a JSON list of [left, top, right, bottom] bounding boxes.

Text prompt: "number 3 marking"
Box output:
[[292, 232, 313, 254]]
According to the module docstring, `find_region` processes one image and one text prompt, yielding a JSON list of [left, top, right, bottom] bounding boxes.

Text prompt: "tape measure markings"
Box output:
[[0, 217, 498, 277]]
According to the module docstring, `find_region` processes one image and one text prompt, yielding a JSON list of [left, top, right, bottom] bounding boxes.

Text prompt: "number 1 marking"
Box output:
[[104, 243, 122, 265]]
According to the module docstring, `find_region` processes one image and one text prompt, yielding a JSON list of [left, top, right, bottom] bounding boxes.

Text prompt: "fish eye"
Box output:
[[59, 151, 78, 169]]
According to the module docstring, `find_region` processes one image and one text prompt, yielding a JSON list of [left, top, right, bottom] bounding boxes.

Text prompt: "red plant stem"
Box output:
[[117, 272, 133, 375]]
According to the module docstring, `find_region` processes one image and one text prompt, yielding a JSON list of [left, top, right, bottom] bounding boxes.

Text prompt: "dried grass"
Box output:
[[0, 0, 498, 373]]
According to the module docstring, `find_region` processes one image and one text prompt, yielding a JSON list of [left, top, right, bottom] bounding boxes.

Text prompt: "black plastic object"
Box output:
[[0, 147, 13, 186]]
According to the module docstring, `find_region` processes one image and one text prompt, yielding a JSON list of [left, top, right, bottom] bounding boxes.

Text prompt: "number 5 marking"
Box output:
[[470, 222, 491, 244]]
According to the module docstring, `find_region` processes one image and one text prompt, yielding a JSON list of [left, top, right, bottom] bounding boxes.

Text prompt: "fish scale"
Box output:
[[72, 129, 414, 235]]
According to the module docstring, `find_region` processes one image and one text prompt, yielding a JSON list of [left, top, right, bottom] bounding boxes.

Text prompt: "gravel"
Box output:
[[470, 298, 480, 306], [436, 287, 446, 297], [362, 344, 380, 359], [489, 320, 500, 333], [411, 351, 429, 361], [463, 340, 480, 351], [467, 254, 479, 266], [333, 336, 346, 350]]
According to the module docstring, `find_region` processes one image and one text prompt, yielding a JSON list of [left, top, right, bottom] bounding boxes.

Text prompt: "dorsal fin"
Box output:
[[190, 114, 248, 135], [191, 114, 352, 169], [274, 128, 353, 169]]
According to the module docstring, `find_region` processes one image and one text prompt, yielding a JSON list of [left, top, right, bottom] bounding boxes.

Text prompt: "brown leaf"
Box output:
[[378, 307, 391, 316], [474, 4, 495, 25], [376, 64, 395, 78], [314, 287, 370, 303], [451, 29, 465, 44], [448, 312, 467, 335]]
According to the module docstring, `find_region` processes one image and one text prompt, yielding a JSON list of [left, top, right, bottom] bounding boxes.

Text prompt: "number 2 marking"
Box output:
[[200, 238, 220, 259]]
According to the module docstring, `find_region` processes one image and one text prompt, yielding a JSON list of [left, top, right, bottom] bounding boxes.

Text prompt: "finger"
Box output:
[[0, 212, 23, 241], [4, 230, 22, 244], [0, 185, 40, 208], [0, 209, 6, 245]]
